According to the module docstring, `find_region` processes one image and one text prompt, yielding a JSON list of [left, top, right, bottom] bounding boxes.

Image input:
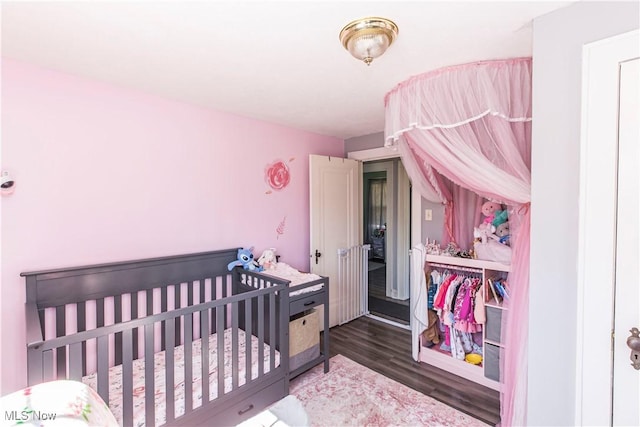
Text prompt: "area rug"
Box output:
[[290, 355, 488, 426]]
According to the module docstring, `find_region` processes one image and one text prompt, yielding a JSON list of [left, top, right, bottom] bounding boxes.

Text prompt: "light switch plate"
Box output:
[[425, 209, 433, 221]]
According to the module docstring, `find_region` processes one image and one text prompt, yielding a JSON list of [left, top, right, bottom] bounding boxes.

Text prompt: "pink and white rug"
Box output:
[[290, 355, 488, 427]]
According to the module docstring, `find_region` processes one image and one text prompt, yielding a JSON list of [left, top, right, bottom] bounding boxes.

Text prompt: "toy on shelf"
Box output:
[[474, 201, 512, 264], [474, 222, 496, 244], [481, 201, 502, 224], [442, 242, 472, 259], [492, 221, 511, 246], [492, 210, 509, 227], [227, 247, 263, 272], [425, 239, 441, 255]]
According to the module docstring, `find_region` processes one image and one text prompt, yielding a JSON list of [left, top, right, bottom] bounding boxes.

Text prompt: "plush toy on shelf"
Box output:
[[425, 239, 441, 255], [492, 209, 509, 227], [493, 221, 511, 245], [257, 248, 278, 270], [481, 201, 502, 224], [227, 247, 263, 272], [474, 222, 496, 244], [475, 203, 512, 264]]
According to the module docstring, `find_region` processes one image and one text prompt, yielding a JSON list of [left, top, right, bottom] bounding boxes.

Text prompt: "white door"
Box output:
[[309, 155, 361, 327], [577, 29, 639, 425], [612, 57, 639, 426]]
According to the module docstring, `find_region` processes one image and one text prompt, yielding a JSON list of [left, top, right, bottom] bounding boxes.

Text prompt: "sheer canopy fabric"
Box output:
[[385, 58, 532, 427]]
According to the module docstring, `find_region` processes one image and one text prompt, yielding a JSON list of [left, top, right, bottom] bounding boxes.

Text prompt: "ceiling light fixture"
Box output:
[[339, 17, 398, 66]]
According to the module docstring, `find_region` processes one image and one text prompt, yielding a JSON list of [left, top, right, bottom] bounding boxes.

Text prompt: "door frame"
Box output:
[[348, 147, 422, 262], [575, 29, 639, 425], [348, 147, 419, 325]]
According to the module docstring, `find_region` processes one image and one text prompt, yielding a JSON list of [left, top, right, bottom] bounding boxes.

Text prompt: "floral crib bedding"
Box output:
[[82, 328, 279, 427], [0, 380, 118, 426]]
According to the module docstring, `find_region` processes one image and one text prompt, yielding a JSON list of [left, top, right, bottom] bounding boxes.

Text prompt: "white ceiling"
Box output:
[[2, 1, 574, 140]]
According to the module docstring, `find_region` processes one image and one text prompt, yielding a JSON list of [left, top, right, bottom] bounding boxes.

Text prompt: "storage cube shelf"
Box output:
[[289, 310, 320, 371], [420, 254, 510, 391]]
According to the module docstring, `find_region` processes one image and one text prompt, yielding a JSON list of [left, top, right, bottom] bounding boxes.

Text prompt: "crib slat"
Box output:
[[68, 342, 83, 380], [97, 298, 105, 327], [42, 349, 54, 382], [258, 294, 264, 377], [222, 277, 228, 328], [210, 279, 216, 335], [39, 308, 45, 339], [77, 301, 87, 376], [56, 305, 66, 378], [174, 285, 181, 345], [245, 297, 252, 383], [232, 301, 238, 389], [115, 294, 122, 366], [216, 306, 224, 399], [269, 292, 276, 372], [122, 329, 133, 427], [184, 314, 193, 412], [146, 289, 154, 318], [199, 280, 205, 309], [131, 292, 139, 359], [165, 318, 175, 422], [161, 287, 167, 351], [97, 335, 109, 405], [200, 307, 210, 404], [144, 323, 156, 427]]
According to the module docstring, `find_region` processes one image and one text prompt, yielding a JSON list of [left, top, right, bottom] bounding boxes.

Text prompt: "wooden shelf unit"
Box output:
[[420, 255, 510, 391]]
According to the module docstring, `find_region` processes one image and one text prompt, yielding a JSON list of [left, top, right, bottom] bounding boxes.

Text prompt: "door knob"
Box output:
[[626, 327, 640, 370], [314, 249, 322, 264]]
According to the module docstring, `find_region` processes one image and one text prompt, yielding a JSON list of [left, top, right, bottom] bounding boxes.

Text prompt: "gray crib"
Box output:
[[23, 248, 291, 427]]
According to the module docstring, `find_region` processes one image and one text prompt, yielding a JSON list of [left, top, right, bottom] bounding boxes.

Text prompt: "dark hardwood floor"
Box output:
[[368, 265, 410, 324], [326, 316, 501, 426]]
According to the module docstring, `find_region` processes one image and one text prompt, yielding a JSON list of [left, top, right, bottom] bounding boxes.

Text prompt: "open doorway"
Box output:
[[363, 160, 410, 326]]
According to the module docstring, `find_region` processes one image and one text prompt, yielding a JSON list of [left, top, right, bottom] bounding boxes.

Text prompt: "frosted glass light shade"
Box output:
[[339, 17, 398, 66]]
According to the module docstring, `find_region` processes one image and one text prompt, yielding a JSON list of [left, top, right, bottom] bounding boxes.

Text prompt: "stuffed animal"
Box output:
[[227, 247, 263, 272], [474, 222, 496, 244], [481, 201, 501, 224], [493, 221, 511, 245], [257, 248, 277, 270], [492, 209, 509, 227]]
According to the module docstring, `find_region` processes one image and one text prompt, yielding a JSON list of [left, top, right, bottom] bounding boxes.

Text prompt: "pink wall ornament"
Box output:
[[276, 216, 287, 239], [265, 159, 291, 192]]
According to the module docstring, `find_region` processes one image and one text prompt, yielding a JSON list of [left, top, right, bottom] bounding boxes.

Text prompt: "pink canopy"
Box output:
[[385, 58, 532, 426]]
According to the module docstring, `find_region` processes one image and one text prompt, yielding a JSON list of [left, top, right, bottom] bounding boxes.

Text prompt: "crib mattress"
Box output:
[[82, 328, 280, 427]]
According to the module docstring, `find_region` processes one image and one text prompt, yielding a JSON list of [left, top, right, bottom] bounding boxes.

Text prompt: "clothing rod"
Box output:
[[426, 262, 483, 274]]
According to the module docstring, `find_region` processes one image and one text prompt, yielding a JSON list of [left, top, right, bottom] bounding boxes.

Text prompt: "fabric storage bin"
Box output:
[[290, 309, 320, 371], [484, 343, 501, 381], [486, 306, 503, 344]]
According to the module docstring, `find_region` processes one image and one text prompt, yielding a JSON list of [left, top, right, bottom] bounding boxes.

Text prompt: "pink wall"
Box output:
[[0, 59, 343, 393]]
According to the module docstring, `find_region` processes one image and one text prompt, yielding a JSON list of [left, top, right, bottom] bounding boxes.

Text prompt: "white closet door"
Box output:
[[612, 57, 639, 427]]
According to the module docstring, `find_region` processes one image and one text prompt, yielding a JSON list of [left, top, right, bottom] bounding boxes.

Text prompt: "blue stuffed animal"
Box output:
[[227, 247, 263, 272]]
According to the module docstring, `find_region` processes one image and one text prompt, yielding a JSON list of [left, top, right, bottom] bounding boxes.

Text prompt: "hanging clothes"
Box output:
[[425, 264, 485, 360]]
